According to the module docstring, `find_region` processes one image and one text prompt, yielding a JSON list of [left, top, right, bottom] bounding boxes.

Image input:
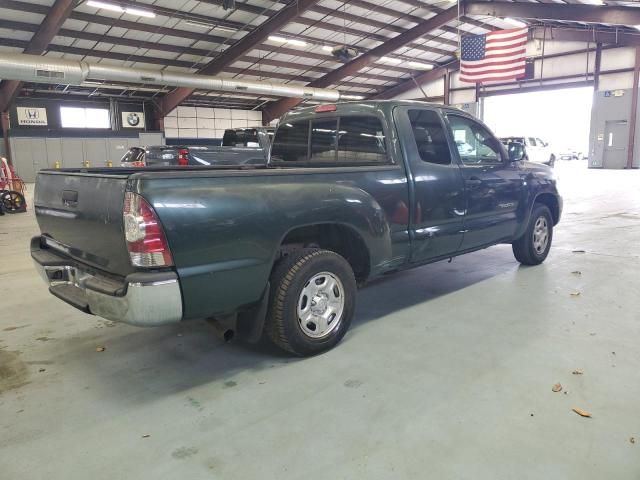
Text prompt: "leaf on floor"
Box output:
[[570, 292, 581, 297], [96, 346, 106, 352], [572, 408, 592, 418], [552, 383, 563, 393], [572, 250, 586, 253], [572, 370, 584, 375], [142, 434, 151, 438], [571, 271, 582, 275], [631, 437, 636, 444]]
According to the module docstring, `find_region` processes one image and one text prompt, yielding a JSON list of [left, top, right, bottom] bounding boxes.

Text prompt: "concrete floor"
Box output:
[[1, 161, 639, 479]]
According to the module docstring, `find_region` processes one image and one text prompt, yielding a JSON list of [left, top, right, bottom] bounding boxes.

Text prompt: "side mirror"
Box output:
[[508, 142, 525, 162]]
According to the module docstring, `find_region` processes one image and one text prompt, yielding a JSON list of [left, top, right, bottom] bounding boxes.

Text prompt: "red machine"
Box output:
[[0, 157, 27, 214]]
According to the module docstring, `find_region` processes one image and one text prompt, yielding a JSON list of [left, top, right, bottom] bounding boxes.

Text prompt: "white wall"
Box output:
[[163, 107, 263, 139]]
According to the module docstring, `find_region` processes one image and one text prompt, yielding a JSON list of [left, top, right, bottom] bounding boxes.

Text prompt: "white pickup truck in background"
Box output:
[[499, 136, 557, 167]]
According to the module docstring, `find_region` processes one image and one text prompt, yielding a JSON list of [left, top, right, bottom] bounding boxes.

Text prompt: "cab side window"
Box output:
[[528, 137, 537, 147], [448, 115, 503, 165], [408, 109, 451, 165], [337, 116, 388, 164]]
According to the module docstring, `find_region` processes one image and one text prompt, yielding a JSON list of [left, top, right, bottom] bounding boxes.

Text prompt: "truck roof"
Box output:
[[287, 100, 466, 118]]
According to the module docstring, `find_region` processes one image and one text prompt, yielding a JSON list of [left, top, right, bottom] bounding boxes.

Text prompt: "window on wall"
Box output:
[[60, 107, 110, 129]]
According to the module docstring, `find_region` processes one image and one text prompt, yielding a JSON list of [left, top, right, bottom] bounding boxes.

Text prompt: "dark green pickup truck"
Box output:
[[32, 101, 562, 356]]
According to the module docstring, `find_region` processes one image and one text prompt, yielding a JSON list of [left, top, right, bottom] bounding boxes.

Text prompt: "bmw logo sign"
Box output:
[[127, 112, 140, 127]]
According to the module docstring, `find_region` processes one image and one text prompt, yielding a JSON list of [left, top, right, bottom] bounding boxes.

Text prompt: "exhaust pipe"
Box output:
[[207, 318, 235, 343], [0, 53, 342, 102]]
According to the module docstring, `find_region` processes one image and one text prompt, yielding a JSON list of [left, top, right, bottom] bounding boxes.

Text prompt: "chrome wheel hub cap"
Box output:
[[297, 272, 345, 339], [533, 216, 549, 254]]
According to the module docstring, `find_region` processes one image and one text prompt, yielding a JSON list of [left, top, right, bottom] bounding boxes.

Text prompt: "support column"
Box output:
[[627, 45, 640, 169], [1, 111, 11, 166], [593, 43, 602, 91], [444, 70, 451, 105]]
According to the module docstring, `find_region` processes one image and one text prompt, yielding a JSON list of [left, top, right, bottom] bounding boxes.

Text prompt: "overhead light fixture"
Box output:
[[287, 39, 307, 47], [267, 36, 306, 47], [184, 20, 235, 32], [408, 61, 434, 70], [125, 7, 155, 18], [86, 0, 123, 12], [340, 94, 365, 100], [504, 17, 527, 27], [212, 24, 236, 33], [380, 57, 402, 64], [86, 1, 155, 18], [322, 45, 334, 52]]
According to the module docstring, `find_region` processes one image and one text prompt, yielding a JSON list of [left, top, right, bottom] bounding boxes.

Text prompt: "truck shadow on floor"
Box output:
[[51, 246, 517, 406]]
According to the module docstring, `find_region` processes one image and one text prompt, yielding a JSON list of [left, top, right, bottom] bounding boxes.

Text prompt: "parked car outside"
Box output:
[[499, 136, 557, 167], [32, 101, 562, 356], [559, 148, 585, 160]]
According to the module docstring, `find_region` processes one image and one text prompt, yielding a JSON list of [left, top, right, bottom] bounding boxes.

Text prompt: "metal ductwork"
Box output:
[[0, 53, 342, 102]]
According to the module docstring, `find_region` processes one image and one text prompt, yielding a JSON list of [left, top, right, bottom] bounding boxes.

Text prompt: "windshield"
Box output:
[[120, 147, 145, 163], [222, 129, 261, 147]]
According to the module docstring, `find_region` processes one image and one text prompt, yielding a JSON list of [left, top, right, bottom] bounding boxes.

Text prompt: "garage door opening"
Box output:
[[482, 86, 594, 160]]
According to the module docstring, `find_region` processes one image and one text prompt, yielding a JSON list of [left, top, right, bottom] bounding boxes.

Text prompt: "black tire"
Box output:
[[512, 203, 553, 265], [266, 248, 356, 356], [1, 191, 26, 213], [548, 154, 556, 168]]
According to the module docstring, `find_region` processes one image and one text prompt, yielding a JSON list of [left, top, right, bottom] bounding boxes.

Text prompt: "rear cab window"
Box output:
[[271, 113, 389, 166]]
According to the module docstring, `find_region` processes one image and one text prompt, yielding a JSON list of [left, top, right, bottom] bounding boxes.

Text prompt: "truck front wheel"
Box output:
[[266, 248, 356, 356], [512, 204, 553, 265]]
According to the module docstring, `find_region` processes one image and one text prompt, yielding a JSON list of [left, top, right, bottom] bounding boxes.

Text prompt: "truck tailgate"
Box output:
[[34, 171, 134, 276]]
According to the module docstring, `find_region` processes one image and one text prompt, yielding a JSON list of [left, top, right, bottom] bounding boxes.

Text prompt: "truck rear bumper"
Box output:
[[31, 236, 183, 327]]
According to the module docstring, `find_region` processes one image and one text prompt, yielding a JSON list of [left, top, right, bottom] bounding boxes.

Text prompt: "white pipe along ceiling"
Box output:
[[0, 53, 342, 102]]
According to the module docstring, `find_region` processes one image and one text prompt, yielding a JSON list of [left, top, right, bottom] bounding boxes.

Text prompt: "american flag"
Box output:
[[460, 28, 528, 84]]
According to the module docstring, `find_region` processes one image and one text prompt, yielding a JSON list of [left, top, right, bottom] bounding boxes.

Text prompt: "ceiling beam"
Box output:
[[0, 0, 75, 111], [263, 6, 459, 121], [532, 27, 640, 47], [158, 0, 322, 115], [373, 60, 460, 100], [464, 1, 640, 26]]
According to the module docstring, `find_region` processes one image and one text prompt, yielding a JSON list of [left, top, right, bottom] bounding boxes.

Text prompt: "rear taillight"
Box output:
[[177, 148, 189, 166], [123, 192, 173, 267]]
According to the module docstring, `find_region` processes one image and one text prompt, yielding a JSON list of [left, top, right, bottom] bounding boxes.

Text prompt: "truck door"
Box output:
[[393, 107, 466, 263], [445, 113, 522, 251]]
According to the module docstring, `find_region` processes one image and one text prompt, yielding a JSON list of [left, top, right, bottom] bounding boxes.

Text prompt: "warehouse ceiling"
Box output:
[[0, 0, 639, 112]]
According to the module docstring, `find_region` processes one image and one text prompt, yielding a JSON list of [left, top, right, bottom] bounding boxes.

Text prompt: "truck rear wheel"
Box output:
[[512, 203, 553, 265], [266, 248, 356, 356]]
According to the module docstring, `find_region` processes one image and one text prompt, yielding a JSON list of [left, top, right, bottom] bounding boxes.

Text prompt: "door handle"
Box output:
[[466, 177, 482, 187]]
